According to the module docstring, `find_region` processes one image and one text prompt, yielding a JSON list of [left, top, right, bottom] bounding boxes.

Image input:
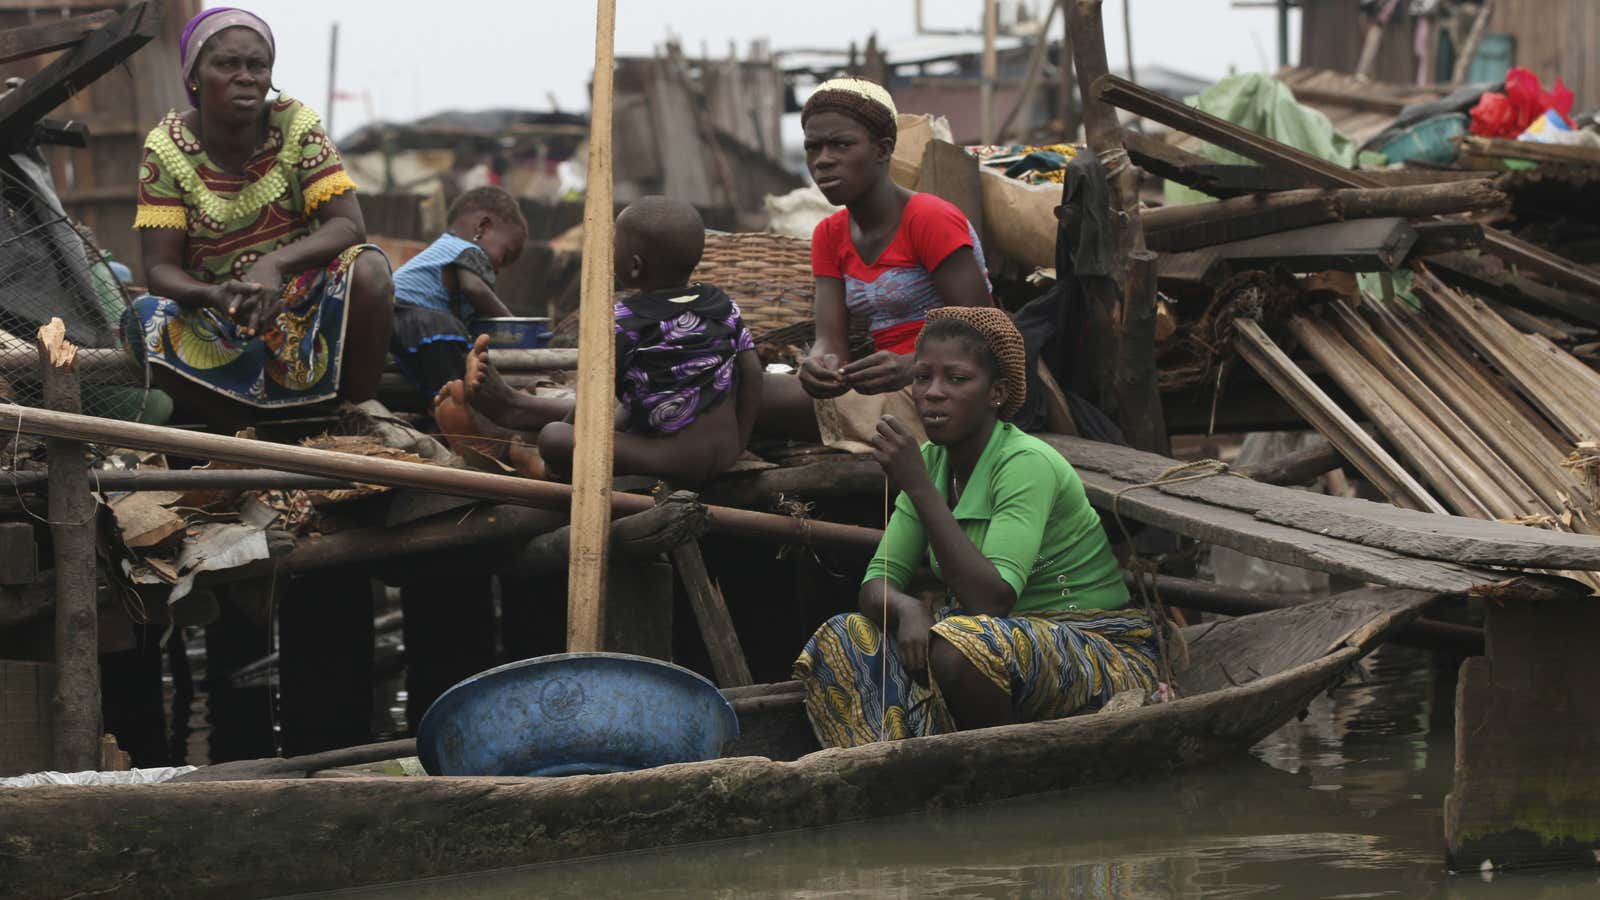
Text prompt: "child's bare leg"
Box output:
[[537, 394, 742, 487], [464, 334, 575, 431], [754, 371, 822, 442]]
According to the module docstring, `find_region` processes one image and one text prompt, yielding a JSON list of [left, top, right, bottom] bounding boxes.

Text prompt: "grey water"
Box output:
[[321, 645, 1599, 899]]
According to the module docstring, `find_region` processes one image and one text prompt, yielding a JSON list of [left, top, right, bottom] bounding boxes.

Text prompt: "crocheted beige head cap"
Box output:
[[801, 78, 899, 141]]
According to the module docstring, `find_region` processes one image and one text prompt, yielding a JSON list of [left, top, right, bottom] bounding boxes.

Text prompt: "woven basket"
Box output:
[[553, 231, 870, 352]]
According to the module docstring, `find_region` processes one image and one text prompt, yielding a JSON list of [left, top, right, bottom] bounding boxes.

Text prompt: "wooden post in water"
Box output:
[[37, 319, 100, 772], [567, 0, 618, 652]]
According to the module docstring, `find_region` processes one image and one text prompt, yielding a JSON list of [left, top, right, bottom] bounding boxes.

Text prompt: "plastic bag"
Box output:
[[1470, 67, 1575, 138], [1, 766, 197, 788]]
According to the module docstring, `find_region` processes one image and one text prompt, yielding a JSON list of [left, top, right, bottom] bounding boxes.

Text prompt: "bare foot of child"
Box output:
[[464, 334, 519, 420], [507, 436, 548, 480], [433, 379, 512, 460]]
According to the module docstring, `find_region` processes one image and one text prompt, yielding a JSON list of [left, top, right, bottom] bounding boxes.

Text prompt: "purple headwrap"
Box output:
[[179, 7, 275, 107]]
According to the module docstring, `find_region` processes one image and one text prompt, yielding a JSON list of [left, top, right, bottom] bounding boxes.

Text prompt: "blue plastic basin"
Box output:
[[415, 653, 739, 777], [469, 316, 552, 349]]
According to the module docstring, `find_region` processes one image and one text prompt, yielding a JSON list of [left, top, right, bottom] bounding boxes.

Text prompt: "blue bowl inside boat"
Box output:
[[469, 316, 552, 349], [415, 652, 739, 777]]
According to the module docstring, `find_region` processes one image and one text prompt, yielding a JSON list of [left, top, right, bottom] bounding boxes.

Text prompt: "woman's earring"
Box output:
[[472, 231, 483, 242]]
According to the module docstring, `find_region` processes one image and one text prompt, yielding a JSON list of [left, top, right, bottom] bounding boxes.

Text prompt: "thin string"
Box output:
[[6, 407, 100, 527]]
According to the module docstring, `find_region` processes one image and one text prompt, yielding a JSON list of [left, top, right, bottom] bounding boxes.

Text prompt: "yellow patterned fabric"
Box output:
[[134, 95, 357, 284], [792, 606, 1161, 749]]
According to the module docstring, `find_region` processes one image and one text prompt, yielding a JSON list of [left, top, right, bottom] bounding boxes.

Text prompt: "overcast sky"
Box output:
[[229, 0, 1300, 140]]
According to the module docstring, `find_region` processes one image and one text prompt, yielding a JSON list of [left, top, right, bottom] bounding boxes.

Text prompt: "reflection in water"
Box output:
[[320, 647, 1600, 900]]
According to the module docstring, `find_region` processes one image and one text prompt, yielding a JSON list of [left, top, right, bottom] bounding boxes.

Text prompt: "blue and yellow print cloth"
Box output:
[[793, 606, 1161, 749]]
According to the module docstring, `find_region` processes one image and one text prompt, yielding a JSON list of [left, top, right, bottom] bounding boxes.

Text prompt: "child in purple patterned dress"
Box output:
[[438, 197, 762, 485]]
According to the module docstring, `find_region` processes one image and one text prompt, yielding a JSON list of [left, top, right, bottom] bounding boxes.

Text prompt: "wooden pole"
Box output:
[[980, 0, 998, 144], [0, 402, 885, 552], [567, 0, 618, 653], [997, 0, 1063, 143], [1451, 0, 1493, 84], [1121, 0, 1134, 82], [1114, 250, 1167, 454], [36, 320, 99, 772], [324, 21, 339, 138], [1057, 7, 1077, 140]]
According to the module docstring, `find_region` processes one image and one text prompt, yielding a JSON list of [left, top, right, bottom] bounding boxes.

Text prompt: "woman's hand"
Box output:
[[892, 595, 935, 686], [798, 352, 850, 399], [842, 350, 912, 395], [870, 414, 930, 494], [233, 258, 285, 338]]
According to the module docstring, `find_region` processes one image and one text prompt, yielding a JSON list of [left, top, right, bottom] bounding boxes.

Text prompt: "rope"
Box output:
[[1107, 458, 1242, 695], [880, 475, 889, 742]]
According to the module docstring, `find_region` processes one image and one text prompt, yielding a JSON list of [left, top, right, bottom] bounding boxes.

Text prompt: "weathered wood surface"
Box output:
[[702, 458, 884, 510], [1176, 587, 1437, 695], [1142, 181, 1503, 254], [1427, 251, 1600, 330], [37, 322, 98, 773], [1232, 318, 1445, 512], [507, 491, 707, 577], [1459, 134, 1600, 168], [1120, 129, 1304, 198], [566, 0, 620, 651], [0, 10, 115, 65], [1157, 218, 1418, 286], [1445, 595, 1600, 871], [1042, 433, 1600, 574], [0, 2, 157, 141], [0, 403, 884, 552], [1407, 221, 1485, 257], [1093, 73, 1600, 301], [0, 644, 1371, 899], [672, 538, 753, 687]]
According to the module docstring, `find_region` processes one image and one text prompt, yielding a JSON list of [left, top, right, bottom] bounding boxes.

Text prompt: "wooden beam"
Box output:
[[37, 321, 99, 772], [1142, 180, 1503, 253], [0, 10, 114, 65], [1233, 437, 1345, 486], [0, 402, 885, 553], [567, 0, 619, 653], [996, 0, 1062, 142], [671, 539, 753, 687], [1157, 217, 1419, 286], [0, 2, 158, 143], [1427, 251, 1600, 330]]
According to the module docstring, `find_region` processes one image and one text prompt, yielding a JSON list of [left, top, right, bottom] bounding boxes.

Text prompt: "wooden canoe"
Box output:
[[0, 588, 1435, 899]]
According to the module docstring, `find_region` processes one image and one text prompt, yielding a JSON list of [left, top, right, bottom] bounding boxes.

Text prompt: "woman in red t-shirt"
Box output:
[[763, 78, 993, 449]]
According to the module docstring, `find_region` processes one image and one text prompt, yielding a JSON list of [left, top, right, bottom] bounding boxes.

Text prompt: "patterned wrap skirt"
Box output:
[[792, 605, 1162, 749], [122, 244, 384, 408]]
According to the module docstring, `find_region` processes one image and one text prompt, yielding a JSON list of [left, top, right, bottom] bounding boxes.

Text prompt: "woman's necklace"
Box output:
[[951, 475, 963, 505]]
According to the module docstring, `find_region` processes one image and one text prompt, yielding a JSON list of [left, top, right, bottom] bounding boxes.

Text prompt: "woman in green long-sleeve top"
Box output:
[[793, 306, 1162, 748]]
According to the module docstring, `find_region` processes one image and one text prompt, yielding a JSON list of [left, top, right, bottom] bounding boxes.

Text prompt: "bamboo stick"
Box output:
[[567, 0, 619, 653], [1289, 315, 1494, 518], [1231, 319, 1444, 513], [0, 402, 884, 552]]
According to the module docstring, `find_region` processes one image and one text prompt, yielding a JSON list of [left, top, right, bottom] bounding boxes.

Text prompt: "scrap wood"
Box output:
[[1142, 180, 1504, 254], [1120, 129, 1304, 198], [0, 10, 116, 66], [1044, 431, 1600, 572], [1093, 73, 1600, 301], [108, 491, 184, 549], [1426, 251, 1600, 329], [1157, 217, 1418, 287], [0, 2, 158, 144], [1458, 135, 1600, 169]]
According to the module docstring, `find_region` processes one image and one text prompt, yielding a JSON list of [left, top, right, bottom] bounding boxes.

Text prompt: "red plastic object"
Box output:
[[1469, 67, 1575, 138]]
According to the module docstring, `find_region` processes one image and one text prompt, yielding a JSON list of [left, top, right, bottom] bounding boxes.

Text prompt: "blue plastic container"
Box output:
[[469, 316, 552, 349], [1376, 113, 1468, 166], [416, 652, 740, 777]]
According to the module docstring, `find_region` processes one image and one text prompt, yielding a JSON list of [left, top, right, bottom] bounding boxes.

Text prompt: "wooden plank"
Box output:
[[1459, 134, 1600, 168], [566, 0, 619, 653], [1120, 129, 1305, 198], [1232, 318, 1445, 513], [1426, 251, 1600, 330], [36, 321, 98, 773], [1445, 596, 1600, 870], [0, 10, 114, 65], [1288, 314, 1497, 519], [1044, 431, 1600, 572], [1406, 221, 1484, 257], [671, 539, 753, 687], [0, 2, 157, 141], [1232, 437, 1344, 486], [1157, 218, 1419, 286]]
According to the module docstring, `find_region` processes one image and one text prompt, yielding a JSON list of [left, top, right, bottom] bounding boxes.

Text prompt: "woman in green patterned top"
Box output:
[[125, 8, 393, 427], [793, 306, 1162, 748]]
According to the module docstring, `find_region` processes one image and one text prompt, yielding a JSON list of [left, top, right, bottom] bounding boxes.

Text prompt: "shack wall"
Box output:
[[1487, 0, 1600, 105]]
